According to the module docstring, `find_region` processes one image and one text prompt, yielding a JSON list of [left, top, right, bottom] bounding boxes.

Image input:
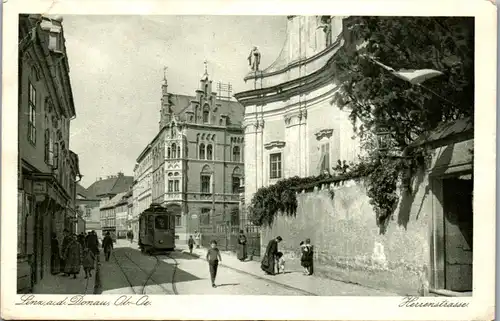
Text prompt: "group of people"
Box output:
[[260, 236, 314, 276], [50, 229, 115, 279]]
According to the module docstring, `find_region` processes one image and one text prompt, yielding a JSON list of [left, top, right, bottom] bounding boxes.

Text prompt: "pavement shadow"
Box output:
[[96, 247, 200, 294], [217, 283, 240, 287], [174, 251, 201, 260]]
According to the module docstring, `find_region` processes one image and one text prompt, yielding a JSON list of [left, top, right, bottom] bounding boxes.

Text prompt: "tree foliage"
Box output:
[[333, 17, 474, 149]]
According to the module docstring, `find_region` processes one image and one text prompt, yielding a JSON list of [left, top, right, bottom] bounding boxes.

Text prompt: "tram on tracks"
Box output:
[[138, 203, 176, 254]]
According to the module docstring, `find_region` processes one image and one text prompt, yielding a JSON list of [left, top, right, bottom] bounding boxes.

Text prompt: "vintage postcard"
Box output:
[[1, 0, 496, 319]]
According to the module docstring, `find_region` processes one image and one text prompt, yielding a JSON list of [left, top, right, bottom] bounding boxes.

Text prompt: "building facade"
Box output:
[[234, 16, 362, 216], [17, 14, 81, 293], [133, 66, 244, 243], [79, 172, 133, 239]]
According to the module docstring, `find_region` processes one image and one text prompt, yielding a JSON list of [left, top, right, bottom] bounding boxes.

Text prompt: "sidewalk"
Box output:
[[177, 245, 398, 296], [32, 268, 96, 295]]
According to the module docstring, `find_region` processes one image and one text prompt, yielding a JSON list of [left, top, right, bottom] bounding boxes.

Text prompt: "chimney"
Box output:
[[118, 172, 124, 177]]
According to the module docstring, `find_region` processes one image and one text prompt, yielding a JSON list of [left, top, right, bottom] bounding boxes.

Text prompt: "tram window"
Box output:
[[155, 215, 169, 230]]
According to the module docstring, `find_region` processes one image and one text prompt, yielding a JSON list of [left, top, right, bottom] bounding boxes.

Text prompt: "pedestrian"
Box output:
[[60, 229, 71, 275], [206, 240, 222, 288], [63, 234, 82, 279], [237, 230, 247, 262], [86, 230, 99, 256], [50, 233, 60, 275], [78, 232, 86, 248], [129, 230, 134, 244], [82, 247, 96, 279], [261, 236, 282, 275], [102, 231, 114, 262], [304, 238, 314, 275], [299, 241, 309, 275], [188, 235, 195, 254]]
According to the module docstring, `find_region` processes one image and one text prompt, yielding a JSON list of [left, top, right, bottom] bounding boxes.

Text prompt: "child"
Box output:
[[276, 251, 285, 274], [206, 240, 222, 288], [82, 248, 96, 279], [300, 241, 309, 275]]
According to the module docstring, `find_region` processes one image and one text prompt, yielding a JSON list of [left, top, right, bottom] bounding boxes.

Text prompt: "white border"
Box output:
[[2, 0, 496, 320]]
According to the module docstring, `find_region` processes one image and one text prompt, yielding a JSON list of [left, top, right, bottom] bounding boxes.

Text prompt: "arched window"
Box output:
[[199, 143, 205, 159], [203, 109, 209, 124], [168, 172, 173, 192], [171, 143, 177, 158], [232, 167, 242, 194], [232, 146, 241, 162], [177, 145, 181, 158], [200, 165, 212, 194], [206, 144, 213, 160], [167, 146, 171, 159]]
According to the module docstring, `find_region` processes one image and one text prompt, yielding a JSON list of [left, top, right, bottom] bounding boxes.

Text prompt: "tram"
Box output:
[[138, 203, 176, 254]]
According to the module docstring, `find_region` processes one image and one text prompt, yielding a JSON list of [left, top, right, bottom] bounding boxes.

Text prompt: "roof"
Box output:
[[76, 183, 89, 198], [170, 93, 244, 126], [100, 192, 128, 210], [410, 117, 473, 147], [86, 175, 134, 199]]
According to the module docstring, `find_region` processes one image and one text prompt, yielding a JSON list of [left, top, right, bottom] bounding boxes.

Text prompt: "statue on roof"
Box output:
[[248, 46, 261, 71], [317, 16, 333, 47]]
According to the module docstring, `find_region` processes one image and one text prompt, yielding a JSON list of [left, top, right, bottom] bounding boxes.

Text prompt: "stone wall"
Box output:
[[261, 176, 432, 295]]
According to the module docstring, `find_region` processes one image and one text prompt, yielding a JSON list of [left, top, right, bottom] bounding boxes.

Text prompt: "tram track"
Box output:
[[112, 250, 179, 295]]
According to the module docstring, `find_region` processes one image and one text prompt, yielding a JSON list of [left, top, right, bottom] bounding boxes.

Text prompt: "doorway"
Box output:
[[442, 175, 473, 292]]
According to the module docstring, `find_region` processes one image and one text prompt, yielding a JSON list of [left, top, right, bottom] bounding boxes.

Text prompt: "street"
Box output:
[[98, 241, 310, 295]]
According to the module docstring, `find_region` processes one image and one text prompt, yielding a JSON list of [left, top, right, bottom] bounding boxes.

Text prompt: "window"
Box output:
[[85, 208, 91, 217], [155, 215, 169, 230], [201, 208, 211, 225], [28, 81, 36, 145], [174, 180, 180, 192], [175, 215, 182, 227], [168, 180, 173, 192], [232, 176, 240, 194], [177, 145, 181, 158], [270, 153, 282, 179], [171, 143, 177, 158], [320, 143, 330, 173], [232, 146, 241, 162], [206, 144, 213, 160], [203, 110, 209, 123], [199, 143, 205, 159], [201, 175, 211, 194]]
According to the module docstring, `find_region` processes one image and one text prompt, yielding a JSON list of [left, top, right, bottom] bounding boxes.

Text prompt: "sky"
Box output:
[[62, 15, 287, 188]]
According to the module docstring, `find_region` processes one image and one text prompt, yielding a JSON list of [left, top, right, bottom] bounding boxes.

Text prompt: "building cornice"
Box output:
[[235, 56, 338, 107], [315, 128, 334, 140], [243, 36, 342, 83], [264, 140, 286, 150]]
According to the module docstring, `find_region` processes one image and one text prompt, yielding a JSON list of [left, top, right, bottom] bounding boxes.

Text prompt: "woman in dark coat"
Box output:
[[261, 236, 282, 275], [301, 238, 314, 275], [63, 235, 82, 278], [237, 230, 247, 261], [50, 233, 60, 275]]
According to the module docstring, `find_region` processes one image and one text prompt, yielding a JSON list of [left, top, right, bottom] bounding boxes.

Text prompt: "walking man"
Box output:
[[102, 232, 114, 262], [188, 235, 195, 254]]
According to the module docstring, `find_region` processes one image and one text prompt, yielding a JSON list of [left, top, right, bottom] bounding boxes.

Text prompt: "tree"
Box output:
[[332, 17, 474, 150]]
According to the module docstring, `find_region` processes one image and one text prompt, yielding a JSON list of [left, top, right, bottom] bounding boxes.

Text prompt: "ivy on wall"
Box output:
[[248, 154, 425, 230]]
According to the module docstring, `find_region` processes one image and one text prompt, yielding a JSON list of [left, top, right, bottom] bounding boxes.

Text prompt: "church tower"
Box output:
[[159, 67, 174, 130]]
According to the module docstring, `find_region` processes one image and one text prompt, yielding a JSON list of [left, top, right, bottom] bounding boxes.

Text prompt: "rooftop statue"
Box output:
[[248, 46, 261, 71]]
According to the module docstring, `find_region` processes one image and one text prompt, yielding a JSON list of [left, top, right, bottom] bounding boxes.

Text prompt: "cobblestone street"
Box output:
[[92, 240, 397, 296]]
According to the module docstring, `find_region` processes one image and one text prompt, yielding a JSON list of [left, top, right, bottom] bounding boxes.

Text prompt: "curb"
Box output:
[[177, 249, 317, 296], [93, 254, 102, 294]]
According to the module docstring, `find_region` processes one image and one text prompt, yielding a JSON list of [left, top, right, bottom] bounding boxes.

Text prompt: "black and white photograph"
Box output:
[[2, 1, 496, 320]]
